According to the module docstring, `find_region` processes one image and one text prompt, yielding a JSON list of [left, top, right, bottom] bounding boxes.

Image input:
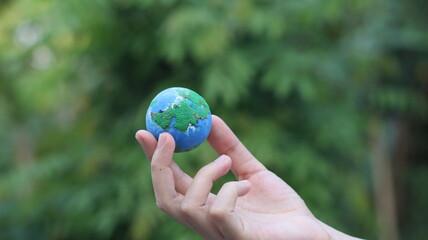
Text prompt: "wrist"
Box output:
[[318, 219, 364, 240]]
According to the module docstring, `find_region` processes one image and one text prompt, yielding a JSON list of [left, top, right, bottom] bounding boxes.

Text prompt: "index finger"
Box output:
[[151, 133, 180, 211], [207, 115, 266, 180], [135, 130, 193, 195]]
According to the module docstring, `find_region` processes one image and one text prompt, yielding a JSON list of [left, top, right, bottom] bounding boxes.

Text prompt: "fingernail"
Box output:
[[237, 180, 252, 196], [240, 180, 250, 185], [135, 132, 145, 148], [157, 133, 167, 149], [137, 137, 145, 148], [215, 154, 228, 163]]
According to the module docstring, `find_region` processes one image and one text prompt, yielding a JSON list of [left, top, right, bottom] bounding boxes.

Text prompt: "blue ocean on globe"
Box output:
[[146, 87, 212, 152]]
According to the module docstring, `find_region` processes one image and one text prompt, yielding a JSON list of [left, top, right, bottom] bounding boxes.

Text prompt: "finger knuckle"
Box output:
[[180, 202, 196, 216], [155, 200, 169, 212], [224, 140, 241, 157], [209, 206, 226, 220]]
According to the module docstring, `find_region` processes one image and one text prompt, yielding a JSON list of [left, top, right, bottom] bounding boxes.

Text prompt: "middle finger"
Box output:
[[182, 155, 232, 209]]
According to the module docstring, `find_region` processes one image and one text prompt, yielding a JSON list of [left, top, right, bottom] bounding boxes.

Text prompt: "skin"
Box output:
[[135, 115, 364, 240]]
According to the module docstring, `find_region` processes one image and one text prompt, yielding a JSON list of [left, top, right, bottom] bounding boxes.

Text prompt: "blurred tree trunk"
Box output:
[[370, 118, 399, 240], [12, 127, 35, 197], [12, 127, 34, 166]]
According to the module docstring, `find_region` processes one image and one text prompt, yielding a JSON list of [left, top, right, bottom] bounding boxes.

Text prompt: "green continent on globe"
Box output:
[[151, 90, 210, 132]]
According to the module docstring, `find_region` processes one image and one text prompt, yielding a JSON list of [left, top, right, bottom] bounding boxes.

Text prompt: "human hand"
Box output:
[[135, 115, 363, 240]]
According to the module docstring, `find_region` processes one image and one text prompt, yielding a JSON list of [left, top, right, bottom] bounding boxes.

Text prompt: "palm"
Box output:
[[205, 170, 326, 240]]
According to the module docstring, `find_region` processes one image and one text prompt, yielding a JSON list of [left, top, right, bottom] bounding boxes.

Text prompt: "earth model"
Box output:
[[146, 87, 212, 152]]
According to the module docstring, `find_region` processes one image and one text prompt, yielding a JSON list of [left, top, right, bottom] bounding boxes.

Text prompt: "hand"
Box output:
[[135, 115, 362, 240]]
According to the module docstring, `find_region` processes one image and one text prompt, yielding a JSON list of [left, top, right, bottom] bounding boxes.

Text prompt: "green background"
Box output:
[[1, 0, 427, 239]]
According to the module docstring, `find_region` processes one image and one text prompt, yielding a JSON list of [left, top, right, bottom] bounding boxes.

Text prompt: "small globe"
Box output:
[[146, 87, 212, 152]]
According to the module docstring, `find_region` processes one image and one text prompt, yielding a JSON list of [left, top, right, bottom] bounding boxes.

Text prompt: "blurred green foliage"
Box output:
[[1, 0, 428, 239]]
